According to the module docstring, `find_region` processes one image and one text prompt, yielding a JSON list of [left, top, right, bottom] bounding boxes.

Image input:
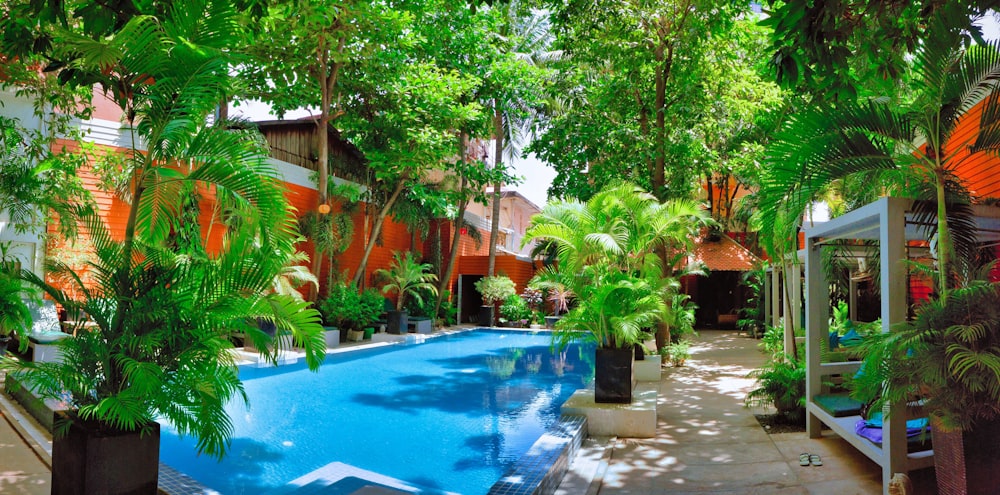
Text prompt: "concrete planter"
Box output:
[[409, 318, 432, 334], [634, 354, 662, 382], [387, 310, 408, 335], [322, 327, 340, 348], [346, 329, 365, 342]]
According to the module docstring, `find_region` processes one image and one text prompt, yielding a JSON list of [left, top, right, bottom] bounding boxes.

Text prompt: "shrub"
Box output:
[[500, 294, 531, 324], [320, 283, 383, 331], [475, 276, 516, 305]]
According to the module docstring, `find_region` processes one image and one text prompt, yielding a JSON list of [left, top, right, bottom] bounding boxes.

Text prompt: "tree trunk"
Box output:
[[308, 35, 345, 301], [351, 179, 406, 287], [436, 133, 471, 316], [487, 101, 503, 277]]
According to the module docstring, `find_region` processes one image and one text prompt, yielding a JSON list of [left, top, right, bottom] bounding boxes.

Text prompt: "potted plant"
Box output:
[[499, 294, 531, 328], [320, 283, 382, 343], [404, 286, 437, 334], [374, 251, 438, 334], [0, 11, 326, 494], [474, 275, 515, 327], [852, 279, 1000, 494], [522, 182, 708, 403], [544, 283, 573, 328]]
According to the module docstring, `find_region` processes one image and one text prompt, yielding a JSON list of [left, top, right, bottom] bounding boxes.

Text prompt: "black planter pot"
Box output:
[[52, 416, 160, 495], [594, 347, 635, 404], [933, 417, 1000, 495], [387, 310, 408, 334], [633, 343, 645, 361], [479, 305, 495, 327]]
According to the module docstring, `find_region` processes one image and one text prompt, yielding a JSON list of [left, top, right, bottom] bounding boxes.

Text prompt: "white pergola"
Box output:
[[802, 196, 1000, 493]]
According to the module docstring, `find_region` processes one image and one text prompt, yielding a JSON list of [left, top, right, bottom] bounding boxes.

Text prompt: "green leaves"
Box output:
[[525, 182, 708, 349], [373, 251, 439, 312]]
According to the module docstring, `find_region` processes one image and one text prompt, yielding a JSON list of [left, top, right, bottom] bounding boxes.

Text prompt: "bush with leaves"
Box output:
[[500, 294, 532, 325], [475, 275, 516, 306], [746, 355, 807, 419], [320, 283, 383, 331]]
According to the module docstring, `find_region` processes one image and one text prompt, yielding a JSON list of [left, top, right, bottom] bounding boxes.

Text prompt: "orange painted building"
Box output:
[[2, 88, 539, 314]]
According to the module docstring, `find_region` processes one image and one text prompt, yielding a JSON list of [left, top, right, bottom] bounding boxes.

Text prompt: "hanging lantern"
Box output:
[[318, 204, 331, 214], [460, 227, 468, 235]]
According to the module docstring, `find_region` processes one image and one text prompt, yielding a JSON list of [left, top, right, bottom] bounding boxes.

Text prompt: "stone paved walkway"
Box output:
[[0, 391, 50, 495], [557, 330, 937, 495]]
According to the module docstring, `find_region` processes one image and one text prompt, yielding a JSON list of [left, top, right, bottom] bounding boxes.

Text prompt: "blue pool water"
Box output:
[[158, 330, 595, 494]]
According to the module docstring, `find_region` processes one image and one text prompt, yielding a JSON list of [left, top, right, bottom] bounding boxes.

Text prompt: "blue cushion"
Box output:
[[813, 393, 863, 417], [829, 331, 840, 350], [840, 329, 863, 347]]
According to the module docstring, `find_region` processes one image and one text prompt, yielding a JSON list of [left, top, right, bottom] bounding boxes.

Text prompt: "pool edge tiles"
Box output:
[[486, 414, 588, 495]]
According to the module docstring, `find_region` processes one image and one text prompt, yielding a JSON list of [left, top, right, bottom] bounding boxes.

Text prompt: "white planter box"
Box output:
[[323, 328, 340, 348], [408, 318, 432, 334], [634, 355, 662, 382]]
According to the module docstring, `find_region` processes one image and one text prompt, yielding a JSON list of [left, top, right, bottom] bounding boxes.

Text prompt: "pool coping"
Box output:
[[1, 326, 583, 495], [487, 414, 588, 495]]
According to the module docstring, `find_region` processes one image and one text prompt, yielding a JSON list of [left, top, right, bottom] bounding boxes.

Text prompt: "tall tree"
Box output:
[[343, 60, 483, 287], [762, 0, 1000, 101], [480, 1, 551, 275], [535, 0, 746, 201], [756, 11, 1000, 299], [240, 0, 410, 296]]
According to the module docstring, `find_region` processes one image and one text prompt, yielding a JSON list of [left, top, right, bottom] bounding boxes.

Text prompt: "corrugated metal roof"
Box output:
[[688, 233, 761, 272]]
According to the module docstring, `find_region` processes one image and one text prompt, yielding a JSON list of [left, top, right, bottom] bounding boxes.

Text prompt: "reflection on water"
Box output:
[[160, 331, 595, 495]]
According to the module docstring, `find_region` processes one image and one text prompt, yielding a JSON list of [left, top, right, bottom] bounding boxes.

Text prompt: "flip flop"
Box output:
[[810, 454, 823, 466], [799, 453, 811, 466]]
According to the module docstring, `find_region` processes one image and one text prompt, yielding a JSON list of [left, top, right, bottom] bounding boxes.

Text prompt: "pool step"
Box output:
[[272, 461, 454, 495]]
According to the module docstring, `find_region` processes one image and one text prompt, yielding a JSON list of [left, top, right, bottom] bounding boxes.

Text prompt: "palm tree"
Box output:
[[522, 182, 709, 348], [374, 251, 439, 312], [2, 2, 325, 479], [757, 13, 1000, 300]]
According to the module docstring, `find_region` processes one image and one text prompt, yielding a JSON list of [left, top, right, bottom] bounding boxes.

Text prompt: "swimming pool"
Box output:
[[158, 329, 595, 494]]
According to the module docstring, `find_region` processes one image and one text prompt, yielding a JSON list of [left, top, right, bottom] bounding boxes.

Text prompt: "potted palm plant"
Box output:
[[523, 182, 708, 403], [0, 8, 326, 494], [374, 251, 438, 334], [474, 275, 515, 327], [853, 278, 1000, 495]]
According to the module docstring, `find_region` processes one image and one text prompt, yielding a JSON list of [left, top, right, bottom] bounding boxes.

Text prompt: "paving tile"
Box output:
[[576, 331, 910, 495]]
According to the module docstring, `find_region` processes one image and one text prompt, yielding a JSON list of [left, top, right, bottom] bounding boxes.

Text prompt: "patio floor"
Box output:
[[556, 330, 938, 495], [0, 330, 938, 495]]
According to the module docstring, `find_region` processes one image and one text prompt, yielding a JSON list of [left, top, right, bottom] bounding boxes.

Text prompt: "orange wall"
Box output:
[[457, 255, 536, 294], [951, 98, 1000, 199]]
